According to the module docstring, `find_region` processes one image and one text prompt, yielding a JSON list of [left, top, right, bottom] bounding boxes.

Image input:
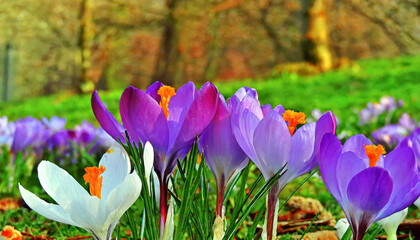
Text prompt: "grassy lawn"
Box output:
[[1, 55, 419, 127]]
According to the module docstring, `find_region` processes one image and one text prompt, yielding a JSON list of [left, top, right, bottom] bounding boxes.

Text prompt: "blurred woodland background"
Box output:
[[0, 0, 419, 99]]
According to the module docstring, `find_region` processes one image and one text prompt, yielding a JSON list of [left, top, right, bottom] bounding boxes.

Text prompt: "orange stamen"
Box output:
[[83, 165, 106, 199], [282, 110, 306, 136], [1, 225, 22, 240], [365, 145, 386, 167], [157, 85, 176, 119]]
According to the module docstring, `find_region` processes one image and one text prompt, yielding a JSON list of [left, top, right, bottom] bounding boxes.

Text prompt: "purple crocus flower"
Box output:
[[397, 127, 420, 169], [372, 113, 416, 149], [199, 94, 248, 218], [42, 116, 66, 133], [231, 90, 336, 240], [11, 117, 49, 158], [0, 116, 15, 148], [92, 81, 219, 234], [320, 134, 420, 240]]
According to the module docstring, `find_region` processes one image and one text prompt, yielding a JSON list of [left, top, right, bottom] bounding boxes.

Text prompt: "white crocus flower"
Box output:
[[19, 145, 141, 240], [335, 218, 349, 239], [378, 208, 408, 240]]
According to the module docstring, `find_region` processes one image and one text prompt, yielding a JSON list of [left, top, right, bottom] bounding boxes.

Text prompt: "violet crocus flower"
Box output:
[[11, 117, 49, 159], [231, 90, 336, 240], [42, 116, 66, 133], [372, 113, 416, 149], [320, 134, 420, 240], [199, 94, 248, 218], [0, 116, 15, 149], [92, 81, 219, 235]]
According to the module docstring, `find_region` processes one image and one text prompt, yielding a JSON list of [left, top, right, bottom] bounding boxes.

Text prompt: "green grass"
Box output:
[[1, 55, 419, 127]]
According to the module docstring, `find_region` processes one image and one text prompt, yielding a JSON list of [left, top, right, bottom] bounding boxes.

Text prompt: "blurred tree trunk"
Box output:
[[259, 0, 283, 64], [301, 0, 332, 71], [77, 0, 94, 93], [203, 10, 221, 82], [152, 0, 180, 86]]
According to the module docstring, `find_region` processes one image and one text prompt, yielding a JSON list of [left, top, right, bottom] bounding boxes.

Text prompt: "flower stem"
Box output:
[[266, 183, 279, 240], [216, 179, 225, 218], [159, 178, 168, 239]]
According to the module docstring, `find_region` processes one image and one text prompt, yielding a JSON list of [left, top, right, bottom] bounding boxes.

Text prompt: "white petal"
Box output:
[[162, 198, 175, 240], [37, 161, 91, 209], [378, 208, 408, 238], [99, 145, 131, 198], [335, 218, 349, 239], [144, 141, 154, 189], [101, 172, 142, 231], [66, 194, 103, 232], [19, 184, 79, 227]]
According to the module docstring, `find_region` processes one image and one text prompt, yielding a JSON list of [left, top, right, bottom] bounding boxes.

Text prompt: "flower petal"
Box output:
[[91, 91, 125, 143], [37, 161, 91, 209], [253, 110, 291, 180], [336, 152, 367, 201], [289, 122, 316, 176], [144, 141, 154, 188], [347, 167, 392, 214], [167, 82, 197, 148], [233, 86, 258, 101], [120, 86, 169, 153], [311, 111, 337, 161], [377, 147, 420, 220], [146, 81, 164, 103], [231, 94, 262, 162], [102, 173, 142, 232], [99, 145, 131, 199], [171, 82, 219, 156], [342, 134, 373, 163], [19, 184, 79, 227], [319, 133, 343, 201]]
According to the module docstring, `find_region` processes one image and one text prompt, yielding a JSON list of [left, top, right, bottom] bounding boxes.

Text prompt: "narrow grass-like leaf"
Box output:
[[298, 211, 320, 240]]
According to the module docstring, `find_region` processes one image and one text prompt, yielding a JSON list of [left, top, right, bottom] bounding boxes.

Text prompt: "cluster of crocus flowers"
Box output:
[[0, 116, 113, 162], [19, 145, 141, 240], [92, 81, 218, 236], [320, 134, 420, 240], [230, 89, 336, 239]]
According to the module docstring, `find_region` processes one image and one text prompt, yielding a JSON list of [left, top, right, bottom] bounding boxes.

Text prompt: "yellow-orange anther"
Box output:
[[83, 165, 106, 199], [1, 225, 22, 240], [157, 85, 176, 119], [106, 149, 114, 154], [282, 110, 306, 136], [365, 145, 386, 167]]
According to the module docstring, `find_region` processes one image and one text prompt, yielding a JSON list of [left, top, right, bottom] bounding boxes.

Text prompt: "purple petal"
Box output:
[[289, 122, 316, 176], [145, 81, 163, 103], [119, 86, 169, 153], [171, 82, 218, 158], [319, 133, 343, 201], [343, 134, 373, 164], [261, 104, 272, 116], [231, 101, 261, 162], [91, 91, 125, 143], [273, 105, 285, 115], [336, 152, 367, 200], [377, 147, 420, 220], [233, 86, 258, 101], [167, 82, 198, 148], [347, 167, 392, 213], [311, 111, 337, 159], [253, 110, 291, 180]]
